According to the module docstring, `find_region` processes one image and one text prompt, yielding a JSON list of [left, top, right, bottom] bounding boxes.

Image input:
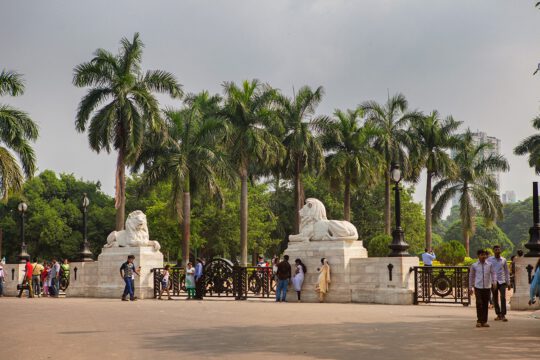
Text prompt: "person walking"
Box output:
[[487, 245, 510, 322], [0, 263, 5, 297], [194, 258, 204, 300], [316, 258, 331, 303], [275, 255, 291, 302], [49, 259, 61, 297], [529, 258, 540, 306], [158, 264, 172, 300], [421, 248, 436, 266], [17, 259, 34, 298], [293, 258, 306, 302], [185, 262, 196, 300], [31, 258, 44, 297], [120, 255, 140, 301], [469, 249, 497, 328]]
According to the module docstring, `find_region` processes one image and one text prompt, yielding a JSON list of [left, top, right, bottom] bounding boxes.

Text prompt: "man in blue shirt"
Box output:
[[421, 248, 436, 266], [194, 258, 204, 300]]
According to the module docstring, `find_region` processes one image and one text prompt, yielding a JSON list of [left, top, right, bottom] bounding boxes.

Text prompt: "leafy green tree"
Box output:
[[443, 219, 514, 257], [73, 33, 182, 231], [435, 240, 466, 265], [367, 234, 392, 257], [275, 86, 325, 232], [0, 69, 39, 199], [499, 197, 532, 251], [133, 91, 232, 265], [514, 117, 540, 174], [432, 130, 509, 256], [360, 93, 422, 235], [221, 80, 283, 265], [316, 109, 382, 221], [409, 111, 461, 250]]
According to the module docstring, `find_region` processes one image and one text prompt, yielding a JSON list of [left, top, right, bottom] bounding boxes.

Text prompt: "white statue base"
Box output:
[[67, 246, 163, 299], [285, 239, 368, 303], [510, 256, 540, 311]]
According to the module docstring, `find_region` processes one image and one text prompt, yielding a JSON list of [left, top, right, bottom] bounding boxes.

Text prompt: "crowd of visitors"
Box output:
[[8, 257, 71, 298]]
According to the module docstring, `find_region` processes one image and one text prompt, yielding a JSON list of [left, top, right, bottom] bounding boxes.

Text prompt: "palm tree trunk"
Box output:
[[463, 228, 470, 257], [182, 193, 190, 267], [240, 167, 248, 266], [384, 170, 391, 235], [425, 172, 432, 250], [114, 151, 126, 231], [294, 159, 302, 234], [344, 175, 351, 221]]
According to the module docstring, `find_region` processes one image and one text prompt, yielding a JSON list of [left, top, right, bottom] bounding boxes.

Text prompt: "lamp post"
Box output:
[[17, 201, 30, 263], [388, 163, 410, 257], [525, 182, 540, 257], [80, 193, 93, 261]]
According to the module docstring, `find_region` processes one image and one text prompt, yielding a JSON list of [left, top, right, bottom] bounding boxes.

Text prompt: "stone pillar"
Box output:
[[1, 263, 26, 296], [511, 256, 540, 311], [66, 261, 99, 298]]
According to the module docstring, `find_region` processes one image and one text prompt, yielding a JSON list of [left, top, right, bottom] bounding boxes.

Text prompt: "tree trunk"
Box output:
[[293, 159, 302, 234], [425, 172, 432, 251], [240, 169, 248, 266], [463, 228, 470, 257], [384, 169, 391, 235], [344, 175, 351, 221], [182, 191, 191, 267], [114, 151, 126, 231]]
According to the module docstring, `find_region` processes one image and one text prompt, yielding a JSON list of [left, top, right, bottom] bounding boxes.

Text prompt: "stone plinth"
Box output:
[[511, 256, 540, 311], [285, 240, 368, 303], [67, 247, 163, 299], [350, 257, 419, 305], [0, 263, 26, 296]]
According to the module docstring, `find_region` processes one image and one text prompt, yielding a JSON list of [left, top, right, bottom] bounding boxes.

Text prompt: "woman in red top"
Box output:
[[41, 262, 49, 297]]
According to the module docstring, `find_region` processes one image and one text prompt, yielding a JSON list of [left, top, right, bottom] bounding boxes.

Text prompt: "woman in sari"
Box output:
[[293, 259, 307, 302], [316, 258, 331, 302]]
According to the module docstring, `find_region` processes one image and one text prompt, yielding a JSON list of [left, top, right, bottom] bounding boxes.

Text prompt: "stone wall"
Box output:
[[511, 256, 540, 311], [1, 263, 26, 297]]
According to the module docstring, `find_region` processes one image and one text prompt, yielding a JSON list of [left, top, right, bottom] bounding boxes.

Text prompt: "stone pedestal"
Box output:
[[67, 247, 163, 299], [0, 263, 26, 296], [285, 240, 368, 303], [511, 256, 540, 311]]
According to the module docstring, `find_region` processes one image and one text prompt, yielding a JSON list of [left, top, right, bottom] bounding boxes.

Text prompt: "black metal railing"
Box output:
[[152, 258, 276, 300], [412, 266, 470, 306]]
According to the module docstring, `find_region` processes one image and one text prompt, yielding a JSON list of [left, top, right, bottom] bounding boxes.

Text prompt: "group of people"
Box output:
[[273, 255, 331, 303], [17, 258, 70, 298], [153, 258, 204, 301]]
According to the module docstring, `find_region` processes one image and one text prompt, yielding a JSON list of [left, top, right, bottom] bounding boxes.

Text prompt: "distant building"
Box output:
[[451, 131, 502, 207], [502, 190, 517, 204]]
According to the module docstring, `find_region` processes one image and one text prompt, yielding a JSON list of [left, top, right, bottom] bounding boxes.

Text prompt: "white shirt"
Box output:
[[487, 256, 510, 285], [469, 261, 497, 289], [421, 252, 436, 265]]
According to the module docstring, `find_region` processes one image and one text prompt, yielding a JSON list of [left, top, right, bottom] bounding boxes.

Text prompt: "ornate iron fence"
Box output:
[[152, 258, 276, 299], [412, 266, 470, 306]]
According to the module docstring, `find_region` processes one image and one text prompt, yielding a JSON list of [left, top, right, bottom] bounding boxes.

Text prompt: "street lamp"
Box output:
[[17, 201, 30, 263], [79, 193, 93, 261], [388, 163, 410, 257]]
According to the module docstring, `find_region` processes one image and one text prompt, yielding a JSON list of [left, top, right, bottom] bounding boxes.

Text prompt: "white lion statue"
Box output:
[[289, 198, 358, 242], [105, 210, 161, 251]]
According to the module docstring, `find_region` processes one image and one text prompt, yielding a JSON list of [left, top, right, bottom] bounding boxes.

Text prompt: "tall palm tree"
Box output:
[[73, 33, 182, 230], [275, 86, 325, 233], [409, 111, 461, 250], [432, 130, 509, 256], [134, 91, 233, 265], [316, 109, 381, 221], [360, 93, 421, 235], [0, 69, 39, 199], [222, 80, 283, 266], [514, 116, 540, 174]]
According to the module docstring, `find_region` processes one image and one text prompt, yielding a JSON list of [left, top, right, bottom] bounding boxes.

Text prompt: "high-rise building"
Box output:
[[502, 190, 517, 204]]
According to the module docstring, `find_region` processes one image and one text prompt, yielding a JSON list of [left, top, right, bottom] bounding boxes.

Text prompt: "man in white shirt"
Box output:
[[421, 248, 436, 266], [487, 245, 510, 322], [469, 249, 497, 328]]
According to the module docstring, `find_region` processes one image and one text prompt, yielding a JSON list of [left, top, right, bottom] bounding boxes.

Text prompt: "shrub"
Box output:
[[367, 234, 392, 257], [435, 240, 467, 265]]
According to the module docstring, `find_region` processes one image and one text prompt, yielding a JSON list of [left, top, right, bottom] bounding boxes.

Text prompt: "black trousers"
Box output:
[[195, 277, 204, 299], [491, 283, 507, 316], [475, 287, 491, 323]]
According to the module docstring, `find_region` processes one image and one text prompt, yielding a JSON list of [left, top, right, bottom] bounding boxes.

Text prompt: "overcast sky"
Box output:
[[1, 0, 540, 208]]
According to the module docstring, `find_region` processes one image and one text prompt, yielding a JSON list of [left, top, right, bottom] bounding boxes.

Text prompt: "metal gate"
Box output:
[[412, 266, 470, 306], [152, 258, 276, 299]]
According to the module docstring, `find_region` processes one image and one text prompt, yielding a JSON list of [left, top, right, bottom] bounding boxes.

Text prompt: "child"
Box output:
[[41, 262, 50, 297], [158, 264, 172, 300], [185, 262, 195, 300]]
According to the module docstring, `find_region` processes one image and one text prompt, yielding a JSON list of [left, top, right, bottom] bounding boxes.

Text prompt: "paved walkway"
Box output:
[[1, 297, 539, 360]]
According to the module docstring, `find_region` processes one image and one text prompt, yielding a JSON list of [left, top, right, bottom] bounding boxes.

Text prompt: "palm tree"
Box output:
[[360, 93, 421, 235], [0, 69, 39, 199], [222, 80, 283, 266], [134, 91, 233, 265], [73, 33, 182, 230], [514, 116, 540, 174], [275, 86, 325, 233], [432, 130, 509, 256], [316, 109, 381, 221], [409, 111, 461, 250]]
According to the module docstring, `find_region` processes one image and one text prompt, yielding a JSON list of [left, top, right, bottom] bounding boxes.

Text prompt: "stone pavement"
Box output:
[[1, 297, 539, 360]]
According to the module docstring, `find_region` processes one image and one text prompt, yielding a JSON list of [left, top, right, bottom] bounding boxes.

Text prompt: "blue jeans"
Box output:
[[0, 278, 4, 296], [51, 277, 59, 297], [32, 275, 41, 296], [123, 277, 135, 299], [276, 279, 289, 301]]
